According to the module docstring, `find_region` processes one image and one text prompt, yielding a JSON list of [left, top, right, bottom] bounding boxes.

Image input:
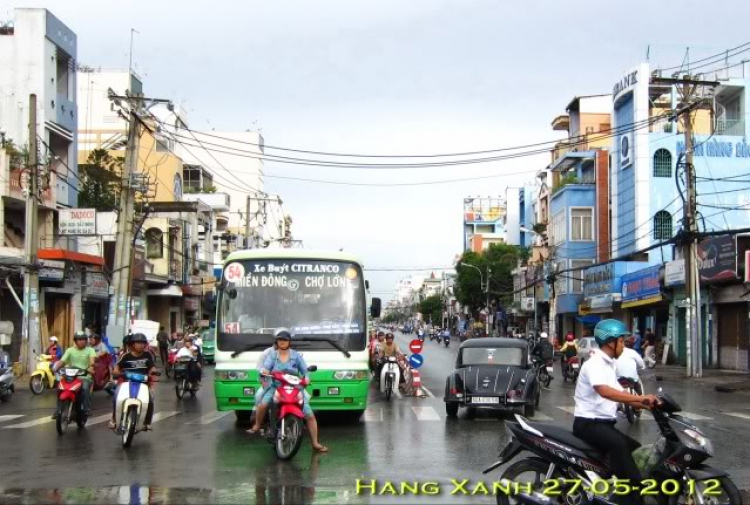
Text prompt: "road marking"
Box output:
[[189, 411, 233, 425], [557, 406, 576, 415], [421, 387, 435, 398], [86, 414, 115, 426], [150, 411, 180, 423], [364, 408, 382, 422], [679, 411, 713, 421], [0, 415, 24, 423], [412, 406, 441, 421], [5, 416, 55, 429], [723, 412, 750, 420], [529, 411, 553, 421]]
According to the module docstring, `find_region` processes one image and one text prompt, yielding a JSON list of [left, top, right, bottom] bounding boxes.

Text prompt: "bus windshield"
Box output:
[[217, 259, 366, 352]]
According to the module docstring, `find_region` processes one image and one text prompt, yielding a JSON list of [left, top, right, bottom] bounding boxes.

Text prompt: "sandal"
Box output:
[[246, 427, 260, 435], [313, 444, 329, 453], [107, 420, 116, 430]]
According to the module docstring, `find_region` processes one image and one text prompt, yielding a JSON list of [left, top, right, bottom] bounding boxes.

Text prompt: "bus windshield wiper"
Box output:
[[230, 343, 268, 358], [296, 337, 351, 358]]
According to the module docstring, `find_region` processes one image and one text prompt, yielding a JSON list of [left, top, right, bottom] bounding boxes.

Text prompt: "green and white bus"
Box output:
[[214, 249, 380, 422]]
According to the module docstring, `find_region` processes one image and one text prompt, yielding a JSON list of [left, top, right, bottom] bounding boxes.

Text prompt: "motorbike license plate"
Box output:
[[572, 363, 580, 369], [546, 366, 554, 373], [471, 396, 499, 404]]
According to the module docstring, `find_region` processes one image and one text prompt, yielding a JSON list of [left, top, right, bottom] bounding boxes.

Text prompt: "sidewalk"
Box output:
[[647, 365, 750, 392]]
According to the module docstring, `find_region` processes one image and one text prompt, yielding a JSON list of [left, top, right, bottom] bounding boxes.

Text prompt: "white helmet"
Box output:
[[540, 332, 548, 339], [49, 336, 59, 342], [195, 338, 203, 346]]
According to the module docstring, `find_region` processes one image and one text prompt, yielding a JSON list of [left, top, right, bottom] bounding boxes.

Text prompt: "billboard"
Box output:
[[698, 235, 738, 282], [59, 208, 96, 235]]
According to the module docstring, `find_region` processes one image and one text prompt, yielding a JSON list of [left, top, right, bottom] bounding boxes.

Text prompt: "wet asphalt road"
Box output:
[[0, 332, 749, 504]]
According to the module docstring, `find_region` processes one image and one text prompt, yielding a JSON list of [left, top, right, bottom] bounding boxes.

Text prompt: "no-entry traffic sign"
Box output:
[[409, 353, 424, 369], [409, 339, 423, 354]]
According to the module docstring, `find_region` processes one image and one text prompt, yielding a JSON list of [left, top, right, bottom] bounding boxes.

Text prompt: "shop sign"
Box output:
[[85, 272, 109, 299], [745, 251, 750, 283], [59, 208, 96, 235], [590, 294, 614, 311], [665, 260, 685, 287], [584, 261, 646, 298], [39, 260, 65, 281], [621, 265, 661, 304], [522, 297, 535, 311], [183, 297, 200, 311], [698, 235, 738, 282]]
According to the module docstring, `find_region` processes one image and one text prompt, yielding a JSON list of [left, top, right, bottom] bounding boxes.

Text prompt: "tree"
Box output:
[[418, 295, 443, 326], [78, 149, 123, 211], [454, 243, 529, 313]]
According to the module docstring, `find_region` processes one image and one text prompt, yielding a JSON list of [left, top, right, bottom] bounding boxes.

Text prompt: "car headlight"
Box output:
[[333, 370, 368, 380], [216, 370, 249, 380], [684, 429, 714, 456]]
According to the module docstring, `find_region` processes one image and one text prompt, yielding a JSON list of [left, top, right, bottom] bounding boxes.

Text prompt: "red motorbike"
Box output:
[[260, 365, 318, 460], [561, 355, 581, 382], [56, 366, 89, 435], [165, 348, 179, 379]]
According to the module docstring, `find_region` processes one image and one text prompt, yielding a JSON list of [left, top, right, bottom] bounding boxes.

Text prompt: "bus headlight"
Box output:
[[216, 370, 249, 380], [333, 370, 368, 380]]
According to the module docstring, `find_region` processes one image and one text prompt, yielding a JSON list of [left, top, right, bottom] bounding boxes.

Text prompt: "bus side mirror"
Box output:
[[371, 298, 382, 319], [307, 365, 318, 372]]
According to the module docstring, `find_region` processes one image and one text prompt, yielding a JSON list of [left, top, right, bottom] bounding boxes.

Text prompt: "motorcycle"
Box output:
[[618, 376, 641, 424], [92, 355, 113, 394], [173, 356, 200, 399], [29, 354, 56, 395], [0, 366, 14, 402], [417, 330, 425, 342], [164, 348, 179, 378], [442, 332, 451, 347], [114, 370, 160, 448], [429, 329, 438, 342], [533, 357, 553, 389], [486, 391, 742, 505], [561, 355, 581, 383], [55, 367, 89, 435], [379, 356, 399, 401], [259, 365, 318, 460]]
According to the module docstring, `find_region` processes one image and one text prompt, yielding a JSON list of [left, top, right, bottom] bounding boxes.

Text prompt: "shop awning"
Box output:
[[38, 249, 105, 266], [622, 295, 663, 309], [575, 315, 602, 325], [147, 285, 183, 297]]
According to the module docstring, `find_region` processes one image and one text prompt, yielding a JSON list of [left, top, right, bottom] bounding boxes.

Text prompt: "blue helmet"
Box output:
[[594, 319, 630, 347]]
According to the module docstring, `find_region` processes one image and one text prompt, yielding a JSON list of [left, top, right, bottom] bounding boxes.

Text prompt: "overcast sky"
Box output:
[[3, 0, 748, 301]]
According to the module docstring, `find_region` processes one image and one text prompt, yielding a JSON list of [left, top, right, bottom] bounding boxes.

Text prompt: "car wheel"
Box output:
[[524, 402, 535, 418], [445, 402, 459, 418]]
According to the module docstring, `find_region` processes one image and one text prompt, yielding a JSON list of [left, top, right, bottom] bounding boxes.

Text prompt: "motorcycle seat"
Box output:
[[524, 421, 606, 457]]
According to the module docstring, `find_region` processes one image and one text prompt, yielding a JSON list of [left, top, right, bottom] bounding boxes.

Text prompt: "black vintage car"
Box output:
[[444, 338, 540, 418]]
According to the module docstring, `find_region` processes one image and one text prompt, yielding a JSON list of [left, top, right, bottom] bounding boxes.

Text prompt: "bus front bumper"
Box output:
[[215, 380, 369, 411]]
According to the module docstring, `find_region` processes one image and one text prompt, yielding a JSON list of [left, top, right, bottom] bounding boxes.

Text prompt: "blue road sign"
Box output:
[[408, 353, 424, 369]]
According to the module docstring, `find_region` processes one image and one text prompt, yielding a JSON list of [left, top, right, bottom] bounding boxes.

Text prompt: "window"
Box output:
[[571, 208, 593, 241], [554, 262, 567, 295], [653, 149, 672, 177], [571, 259, 594, 293], [145, 228, 164, 258], [551, 210, 566, 245], [654, 211, 672, 240]]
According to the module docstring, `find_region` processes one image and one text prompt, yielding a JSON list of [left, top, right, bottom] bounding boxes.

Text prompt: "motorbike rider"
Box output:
[[51, 332, 95, 418], [109, 333, 157, 430], [572, 319, 660, 504], [175, 336, 202, 388], [46, 336, 63, 361], [246, 330, 328, 453], [559, 332, 578, 371], [616, 336, 646, 395], [375, 333, 404, 385]]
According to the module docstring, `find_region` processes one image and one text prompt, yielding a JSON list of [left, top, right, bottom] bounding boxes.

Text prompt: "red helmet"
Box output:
[[565, 333, 575, 342]]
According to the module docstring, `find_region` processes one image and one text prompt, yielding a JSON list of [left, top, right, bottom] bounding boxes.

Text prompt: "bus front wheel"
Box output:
[[235, 410, 252, 425]]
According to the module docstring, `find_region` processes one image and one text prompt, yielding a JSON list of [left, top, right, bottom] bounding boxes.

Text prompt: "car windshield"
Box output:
[[200, 330, 214, 342], [217, 259, 366, 352], [461, 347, 524, 366]]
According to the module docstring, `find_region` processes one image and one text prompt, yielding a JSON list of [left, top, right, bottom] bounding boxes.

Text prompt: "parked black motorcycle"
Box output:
[[486, 392, 741, 505]]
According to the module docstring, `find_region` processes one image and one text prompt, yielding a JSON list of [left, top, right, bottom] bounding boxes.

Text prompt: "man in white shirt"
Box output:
[[616, 337, 645, 395], [573, 319, 659, 503]]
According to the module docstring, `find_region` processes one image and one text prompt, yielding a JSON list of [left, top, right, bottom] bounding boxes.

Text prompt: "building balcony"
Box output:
[[55, 94, 76, 132], [551, 114, 570, 131], [715, 118, 745, 136]]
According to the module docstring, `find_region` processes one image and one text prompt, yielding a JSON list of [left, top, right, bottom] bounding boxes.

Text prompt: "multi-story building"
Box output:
[[610, 62, 750, 369], [505, 186, 535, 247], [463, 197, 506, 252]]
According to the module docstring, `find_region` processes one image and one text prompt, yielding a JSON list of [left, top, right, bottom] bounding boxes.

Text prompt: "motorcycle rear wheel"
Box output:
[[165, 363, 173, 379], [275, 415, 303, 460], [496, 458, 565, 505], [30, 376, 44, 395], [175, 378, 186, 399], [625, 403, 635, 424], [667, 476, 742, 505], [385, 376, 393, 401], [56, 400, 71, 435], [122, 407, 138, 448]]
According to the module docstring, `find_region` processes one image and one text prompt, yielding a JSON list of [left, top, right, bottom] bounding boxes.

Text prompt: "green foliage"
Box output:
[[552, 172, 579, 194], [418, 295, 443, 325], [203, 185, 218, 193], [78, 149, 123, 211], [454, 243, 527, 314]]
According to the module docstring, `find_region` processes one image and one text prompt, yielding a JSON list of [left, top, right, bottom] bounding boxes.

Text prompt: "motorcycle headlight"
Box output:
[[684, 429, 714, 456], [333, 370, 368, 380], [216, 370, 249, 380]]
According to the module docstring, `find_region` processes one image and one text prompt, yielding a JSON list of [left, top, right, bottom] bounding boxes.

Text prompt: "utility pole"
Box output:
[[108, 106, 140, 347], [486, 266, 492, 336], [653, 75, 718, 377], [245, 195, 253, 248], [21, 94, 40, 375]]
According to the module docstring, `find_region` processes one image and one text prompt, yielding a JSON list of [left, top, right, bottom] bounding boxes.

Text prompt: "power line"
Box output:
[[658, 41, 750, 72]]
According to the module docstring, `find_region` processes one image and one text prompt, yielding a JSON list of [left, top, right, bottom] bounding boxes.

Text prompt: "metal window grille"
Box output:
[[653, 149, 672, 178], [653, 211, 672, 240]]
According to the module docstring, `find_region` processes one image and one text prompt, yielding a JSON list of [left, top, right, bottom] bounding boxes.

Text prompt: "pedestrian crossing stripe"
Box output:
[[0, 415, 24, 423], [363, 409, 383, 422], [421, 387, 435, 398], [150, 411, 180, 423], [723, 412, 750, 420], [529, 411, 553, 421], [189, 411, 233, 425], [412, 406, 440, 421], [5, 416, 55, 429], [557, 406, 576, 415], [678, 411, 713, 421], [86, 414, 116, 426]]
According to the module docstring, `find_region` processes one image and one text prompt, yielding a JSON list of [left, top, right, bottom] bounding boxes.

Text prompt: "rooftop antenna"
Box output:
[[646, 44, 650, 62], [128, 28, 140, 73]]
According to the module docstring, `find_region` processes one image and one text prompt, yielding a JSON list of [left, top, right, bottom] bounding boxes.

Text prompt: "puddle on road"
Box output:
[[0, 485, 366, 504]]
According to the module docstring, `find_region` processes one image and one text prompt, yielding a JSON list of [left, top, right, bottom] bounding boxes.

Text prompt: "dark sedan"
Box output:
[[444, 338, 540, 418]]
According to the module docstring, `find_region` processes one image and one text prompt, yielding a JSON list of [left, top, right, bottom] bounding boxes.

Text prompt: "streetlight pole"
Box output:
[[520, 226, 541, 337]]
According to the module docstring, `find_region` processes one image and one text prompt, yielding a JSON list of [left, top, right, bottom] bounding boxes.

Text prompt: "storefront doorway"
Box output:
[[717, 302, 749, 371], [45, 293, 72, 348]]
